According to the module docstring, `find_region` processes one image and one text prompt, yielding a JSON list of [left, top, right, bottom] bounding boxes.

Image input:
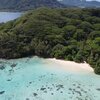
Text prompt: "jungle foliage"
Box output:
[[0, 8, 100, 74]]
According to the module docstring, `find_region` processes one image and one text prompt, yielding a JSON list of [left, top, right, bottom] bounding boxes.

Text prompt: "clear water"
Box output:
[[0, 57, 100, 100], [0, 12, 22, 23]]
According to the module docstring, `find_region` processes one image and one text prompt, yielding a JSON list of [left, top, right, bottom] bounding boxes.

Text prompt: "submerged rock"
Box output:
[[51, 93, 54, 95], [0, 64, 5, 70], [40, 87, 46, 91], [96, 88, 100, 91], [33, 93, 38, 96], [7, 79, 12, 81], [11, 63, 17, 68], [26, 98, 30, 100], [0, 91, 5, 95]]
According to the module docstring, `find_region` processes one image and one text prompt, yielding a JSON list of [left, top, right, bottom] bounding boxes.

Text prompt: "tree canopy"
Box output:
[[0, 8, 100, 74]]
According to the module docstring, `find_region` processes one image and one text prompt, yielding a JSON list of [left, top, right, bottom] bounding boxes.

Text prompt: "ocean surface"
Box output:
[[0, 12, 22, 23], [0, 57, 100, 100]]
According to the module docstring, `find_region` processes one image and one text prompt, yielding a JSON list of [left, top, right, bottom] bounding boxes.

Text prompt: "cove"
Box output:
[[0, 12, 22, 23], [0, 57, 100, 100]]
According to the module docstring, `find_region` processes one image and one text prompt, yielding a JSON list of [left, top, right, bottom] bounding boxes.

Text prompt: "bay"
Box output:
[[0, 57, 100, 100], [0, 12, 22, 23]]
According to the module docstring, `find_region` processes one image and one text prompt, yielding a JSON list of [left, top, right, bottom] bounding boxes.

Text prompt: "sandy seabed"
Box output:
[[0, 56, 100, 100]]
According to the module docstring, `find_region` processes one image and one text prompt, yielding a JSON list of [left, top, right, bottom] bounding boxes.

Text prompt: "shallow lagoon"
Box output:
[[0, 12, 22, 23], [0, 57, 100, 100]]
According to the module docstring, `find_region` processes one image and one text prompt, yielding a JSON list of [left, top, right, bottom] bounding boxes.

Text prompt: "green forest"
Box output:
[[0, 8, 100, 74]]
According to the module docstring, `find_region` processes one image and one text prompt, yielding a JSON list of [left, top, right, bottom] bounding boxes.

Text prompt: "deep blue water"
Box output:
[[0, 12, 22, 23]]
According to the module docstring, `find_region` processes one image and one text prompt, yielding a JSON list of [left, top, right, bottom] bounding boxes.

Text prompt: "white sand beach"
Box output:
[[47, 58, 94, 73]]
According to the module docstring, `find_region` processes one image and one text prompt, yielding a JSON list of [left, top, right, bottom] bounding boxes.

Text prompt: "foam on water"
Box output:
[[0, 57, 100, 100]]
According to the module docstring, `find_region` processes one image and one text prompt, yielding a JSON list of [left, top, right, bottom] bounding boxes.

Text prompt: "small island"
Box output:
[[0, 8, 100, 74]]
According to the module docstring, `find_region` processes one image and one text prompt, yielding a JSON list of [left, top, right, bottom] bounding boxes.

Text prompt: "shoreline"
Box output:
[[0, 56, 94, 74], [47, 58, 94, 73]]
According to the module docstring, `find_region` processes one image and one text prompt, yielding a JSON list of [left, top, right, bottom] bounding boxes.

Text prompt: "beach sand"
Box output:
[[47, 58, 94, 73]]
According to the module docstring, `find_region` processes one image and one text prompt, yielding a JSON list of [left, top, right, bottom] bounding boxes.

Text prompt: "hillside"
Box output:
[[59, 0, 100, 8], [0, 8, 100, 74], [0, 0, 65, 11]]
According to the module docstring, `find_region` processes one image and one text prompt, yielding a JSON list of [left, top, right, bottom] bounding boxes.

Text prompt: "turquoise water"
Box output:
[[0, 57, 100, 100], [0, 12, 22, 23]]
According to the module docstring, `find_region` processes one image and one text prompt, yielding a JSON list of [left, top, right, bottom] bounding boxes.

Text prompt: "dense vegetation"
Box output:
[[0, 8, 100, 74]]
